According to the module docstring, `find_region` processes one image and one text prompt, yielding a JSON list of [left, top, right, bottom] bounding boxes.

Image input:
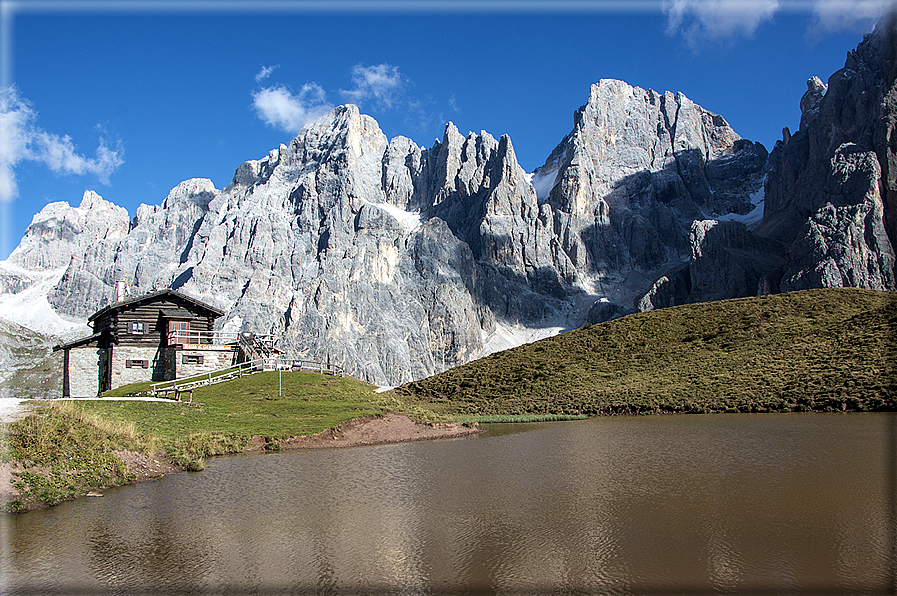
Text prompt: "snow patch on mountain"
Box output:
[[478, 320, 566, 358], [369, 201, 422, 232], [714, 187, 765, 228], [0, 262, 88, 338], [528, 170, 558, 202]]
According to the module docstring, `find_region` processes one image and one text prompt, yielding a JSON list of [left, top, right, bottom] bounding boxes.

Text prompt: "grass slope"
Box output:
[[394, 289, 896, 417], [82, 372, 384, 443]]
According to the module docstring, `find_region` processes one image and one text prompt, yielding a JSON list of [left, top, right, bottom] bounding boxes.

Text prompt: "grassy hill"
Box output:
[[393, 288, 896, 418], [82, 371, 384, 440]]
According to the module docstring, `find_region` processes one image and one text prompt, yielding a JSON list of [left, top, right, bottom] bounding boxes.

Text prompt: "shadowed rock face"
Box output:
[[533, 79, 767, 298], [762, 16, 897, 293], [2, 18, 895, 386], [637, 16, 897, 311]]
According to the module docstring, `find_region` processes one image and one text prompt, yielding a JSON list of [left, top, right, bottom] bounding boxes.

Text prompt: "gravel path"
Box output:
[[0, 398, 29, 424], [0, 396, 183, 425]]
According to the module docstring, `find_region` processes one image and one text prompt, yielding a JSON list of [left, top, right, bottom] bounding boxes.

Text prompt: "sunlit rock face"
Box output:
[[3, 90, 761, 385], [534, 78, 767, 295], [3, 17, 895, 385]]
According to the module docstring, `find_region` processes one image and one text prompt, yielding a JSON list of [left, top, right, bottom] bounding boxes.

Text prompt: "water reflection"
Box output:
[[1, 413, 894, 595]]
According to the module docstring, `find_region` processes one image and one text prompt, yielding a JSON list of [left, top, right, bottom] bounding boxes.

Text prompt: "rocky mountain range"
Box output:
[[1, 17, 894, 390]]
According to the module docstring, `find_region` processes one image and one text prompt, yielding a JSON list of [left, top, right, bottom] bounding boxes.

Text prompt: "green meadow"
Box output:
[[394, 288, 896, 418], [2, 372, 385, 510], [94, 371, 382, 438]]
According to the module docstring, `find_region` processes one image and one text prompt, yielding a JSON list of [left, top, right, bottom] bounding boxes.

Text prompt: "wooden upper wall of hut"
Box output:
[[88, 290, 224, 347]]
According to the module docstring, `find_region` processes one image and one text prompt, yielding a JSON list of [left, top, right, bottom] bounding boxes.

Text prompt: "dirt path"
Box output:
[[246, 413, 482, 451]]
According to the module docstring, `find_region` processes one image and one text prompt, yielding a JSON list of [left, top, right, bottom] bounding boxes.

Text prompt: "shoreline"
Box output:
[[5, 403, 893, 512], [244, 412, 483, 452], [2, 413, 482, 512]]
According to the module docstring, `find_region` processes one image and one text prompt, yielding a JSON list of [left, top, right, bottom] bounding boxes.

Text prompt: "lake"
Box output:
[[2, 413, 894, 595]]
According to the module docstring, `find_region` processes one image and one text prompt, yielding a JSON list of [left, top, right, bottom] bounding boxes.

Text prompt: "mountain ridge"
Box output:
[[1, 18, 895, 389]]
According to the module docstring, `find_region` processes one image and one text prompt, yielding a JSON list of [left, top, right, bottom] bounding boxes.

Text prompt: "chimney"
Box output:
[[116, 281, 126, 302]]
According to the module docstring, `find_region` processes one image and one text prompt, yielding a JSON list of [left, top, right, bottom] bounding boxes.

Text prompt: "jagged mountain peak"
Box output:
[[538, 80, 763, 224], [289, 103, 386, 158], [7, 190, 130, 272], [638, 15, 897, 312], [799, 76, 827, 132], [161, 178, 219, 209], [1, 86, 769, 384], [3, 22, 896, 391], [78, 189, 109, 210]]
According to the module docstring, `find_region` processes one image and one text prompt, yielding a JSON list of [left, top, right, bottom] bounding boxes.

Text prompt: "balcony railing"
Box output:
[[167, 330, 276, 346], [272, 357, 343, 376]]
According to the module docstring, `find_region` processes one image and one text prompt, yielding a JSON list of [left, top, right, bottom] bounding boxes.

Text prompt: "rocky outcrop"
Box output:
[[636, 220, 786, 311], [4, 191, 130, 274], [762, 16, 897, 292], [535, 79, 767, 301], [636, 16, 897, 311], [0, 319, 62, 399]]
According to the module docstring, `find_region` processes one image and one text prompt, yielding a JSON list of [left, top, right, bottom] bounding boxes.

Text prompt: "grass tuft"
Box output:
[[1, 401, 159, 507], [164, 432, 251, 471], [452, 414, 590, 423]]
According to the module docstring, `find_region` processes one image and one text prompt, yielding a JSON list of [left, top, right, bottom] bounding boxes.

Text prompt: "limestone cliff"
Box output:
[[2, 18, 895, 386], [4, 91, 757, 385], [637, 16, 897, 310], [763, 16, 897, 292]]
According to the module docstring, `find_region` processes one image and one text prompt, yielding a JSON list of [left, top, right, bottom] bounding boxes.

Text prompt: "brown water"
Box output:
[[2, 413, 894, 595]]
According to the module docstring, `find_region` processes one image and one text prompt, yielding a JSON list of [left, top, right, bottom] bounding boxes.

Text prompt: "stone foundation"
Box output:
[[174, 348, 238, 379], [64, 347, 100, 398], [109, 346, 162, 388]]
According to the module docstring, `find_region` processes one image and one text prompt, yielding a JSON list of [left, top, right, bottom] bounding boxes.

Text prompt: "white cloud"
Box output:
[[251, 63, 416, 135], [341, 63, 406, 109], [664, 0, 780, 45], [252, 83, 332, 134], [0, 86, 123, 203], [255, 64, 279, 83], [449, 94, 461, 113], [809, 0, 896, 34]]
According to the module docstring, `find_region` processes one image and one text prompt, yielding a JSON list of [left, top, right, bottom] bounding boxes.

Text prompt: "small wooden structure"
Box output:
[[54, 289, 236, 397]]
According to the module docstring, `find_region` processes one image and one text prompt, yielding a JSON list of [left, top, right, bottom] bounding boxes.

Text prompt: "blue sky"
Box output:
[[0, 0, 894, 260]]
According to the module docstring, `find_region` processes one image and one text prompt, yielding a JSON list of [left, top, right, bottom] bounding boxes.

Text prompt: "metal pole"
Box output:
[[279, 367, 282, 397]]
